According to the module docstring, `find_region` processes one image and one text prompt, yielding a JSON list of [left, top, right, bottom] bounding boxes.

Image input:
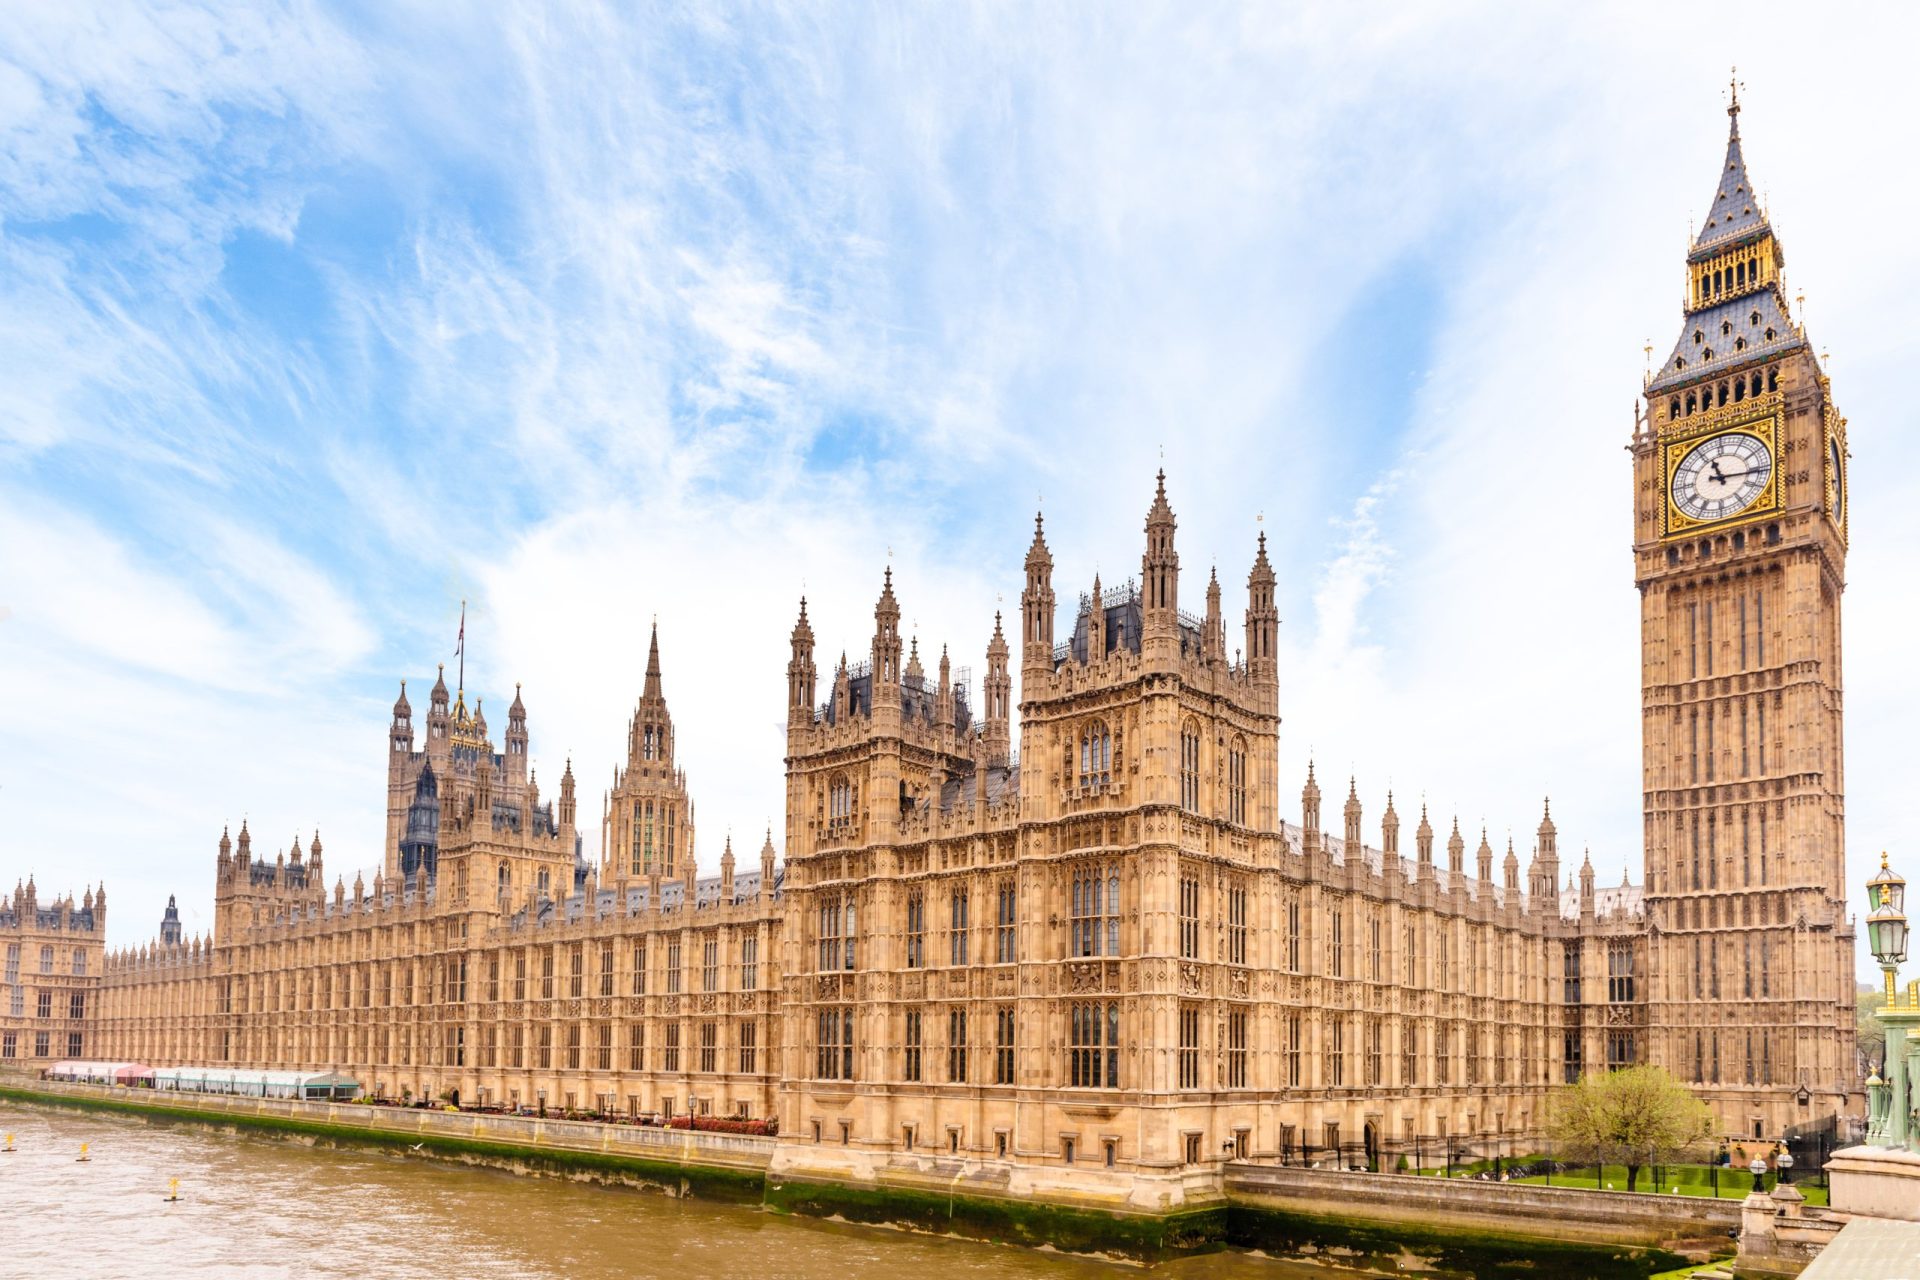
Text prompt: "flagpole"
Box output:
[[457, 600, 466, 695]]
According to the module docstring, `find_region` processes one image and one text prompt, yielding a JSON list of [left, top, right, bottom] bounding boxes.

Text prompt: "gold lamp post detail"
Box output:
[[1867, 852, 1909, 1005]]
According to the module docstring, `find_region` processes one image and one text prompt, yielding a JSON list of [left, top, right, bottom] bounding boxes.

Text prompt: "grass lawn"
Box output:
[[1507, 1163, 1827, 1206]]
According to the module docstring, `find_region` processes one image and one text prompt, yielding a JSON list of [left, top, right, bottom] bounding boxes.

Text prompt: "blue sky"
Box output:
[[1, 4, 1915, 979]]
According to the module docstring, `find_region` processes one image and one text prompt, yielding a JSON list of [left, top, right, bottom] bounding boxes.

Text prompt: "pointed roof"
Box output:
[[643, 622, 663, 700], [509, 682, 525, 717], [431, 663, 449, 706], [1694, 87, 1768, 253], [1026, 511, 1052, 568], [393, 680, 411, 719], [1146, 468, 1174, 526]]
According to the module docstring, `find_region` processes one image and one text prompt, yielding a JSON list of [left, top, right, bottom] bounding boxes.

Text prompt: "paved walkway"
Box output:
[[1798, 1217, 1920, 1279]]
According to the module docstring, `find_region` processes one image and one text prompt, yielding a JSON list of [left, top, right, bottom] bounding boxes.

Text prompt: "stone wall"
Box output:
[[1225, 1161, 1740, 1247]]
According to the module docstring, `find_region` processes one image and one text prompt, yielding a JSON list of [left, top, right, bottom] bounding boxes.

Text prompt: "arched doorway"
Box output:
[[1363, 1121, 1380, 1173]]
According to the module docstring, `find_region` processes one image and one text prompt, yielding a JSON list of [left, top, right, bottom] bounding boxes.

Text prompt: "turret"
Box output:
[[1140, 469, 1179, 661], [1203, 567, 1224, 662], [1416, 804, 1434, 878], [1503, 837, 1519, 894], [1245, 530, 1278, 704], [720, 834, 736, 902], [759, 828, 776, 901], [1531, 799, 1561, 904], [788, 598, 817, 728], [391, 681, 413, 755], [559, 757, 577, 833], [217, 825, 232, 876], [1447, 818, 1464, 879], [1477, 828, 1494, 883], [1020, 513, 1055, 683], [1382, 792, 1400, 860], [871, 569, 902, 710], [1580, 849, 1596, 920], [1343, 778, 1362, 851], [159, 894, 182, 946], [427, 664, 451, 761], [983, 613, 1011, 767], [935, 645, 954, 731], [505, 683, 528, 783], [1301, 763, 1322, 854]]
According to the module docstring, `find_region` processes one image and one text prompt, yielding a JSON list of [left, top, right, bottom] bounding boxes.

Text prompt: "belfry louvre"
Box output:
[[53, 97, 1861, 1210]]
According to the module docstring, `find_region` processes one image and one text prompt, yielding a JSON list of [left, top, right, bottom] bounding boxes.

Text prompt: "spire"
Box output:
[[1021, 511, 1056, 675], [1141, 469, 1179, 643], [644, 621, 663, 700], [1476, 827, 1494, 882], [393, 680, 411, 719], [788, 597, 818, 726], [1696, 74, 1765, 248], [431, 663, 449, 707]]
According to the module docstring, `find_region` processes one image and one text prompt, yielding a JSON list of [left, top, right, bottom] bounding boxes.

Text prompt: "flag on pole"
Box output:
[[455, 600, 466, 692]]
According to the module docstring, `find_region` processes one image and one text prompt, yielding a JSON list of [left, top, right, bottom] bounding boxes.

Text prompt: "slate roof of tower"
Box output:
[[1693, 106, 1769, 254], [1647, 287, 1804, 395]]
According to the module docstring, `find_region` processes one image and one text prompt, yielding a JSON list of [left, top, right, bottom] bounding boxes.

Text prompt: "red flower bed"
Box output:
[[665, 1115, 776, 1136]]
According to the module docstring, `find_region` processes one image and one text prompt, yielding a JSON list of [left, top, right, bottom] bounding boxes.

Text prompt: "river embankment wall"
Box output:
[[2, 1078, 1726, 1275]]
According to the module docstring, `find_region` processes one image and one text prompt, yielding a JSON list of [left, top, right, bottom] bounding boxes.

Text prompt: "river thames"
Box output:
[[0, 1104, 1375, 1279]]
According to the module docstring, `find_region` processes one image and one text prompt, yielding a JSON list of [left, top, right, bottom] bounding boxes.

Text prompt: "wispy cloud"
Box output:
[[0, 3, 1913, 978]]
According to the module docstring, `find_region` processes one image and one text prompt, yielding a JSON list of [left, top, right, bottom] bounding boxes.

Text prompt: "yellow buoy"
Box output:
[[164, 1177, 181, 1202], [2, 1133, 14, 1152], [76, 1142, 91, 1163]]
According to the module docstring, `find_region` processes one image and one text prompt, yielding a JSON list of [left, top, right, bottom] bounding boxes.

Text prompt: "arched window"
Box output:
[[1767, 367, 1779, 392], [1669, 397, 1681, 420], [1071, 863, 1121, 957], [1721, 320, 1732, 337], [1227, 736, 1248, 825], [1180, 720, 1201, 811], [828, 774, 855, 825], [1685, 391, 1697, 414], [1078, 721, 1111, 789], [497, 862, 510, 897]]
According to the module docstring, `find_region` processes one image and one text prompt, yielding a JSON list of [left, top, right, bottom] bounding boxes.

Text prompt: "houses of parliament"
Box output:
[[9, 94, 1860, 1205]]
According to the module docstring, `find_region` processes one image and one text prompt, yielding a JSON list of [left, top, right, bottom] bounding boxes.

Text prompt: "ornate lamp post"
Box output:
[[1867, 853, 1908, 1003], [1776, 1149, 1793, 1185], [1749, 1156, 1767, 1194], [1865, 853, 1912, 1149]]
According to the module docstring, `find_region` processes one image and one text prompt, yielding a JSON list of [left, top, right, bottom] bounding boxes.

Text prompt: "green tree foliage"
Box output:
[[1547, 1065, 1714, 1192], [1859, 989, 1887, 1076]]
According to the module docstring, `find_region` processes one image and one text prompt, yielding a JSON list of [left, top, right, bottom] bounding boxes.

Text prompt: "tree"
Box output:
[[1859, 989, 1888, 1077], [1547, 1065, 1714, 1192]]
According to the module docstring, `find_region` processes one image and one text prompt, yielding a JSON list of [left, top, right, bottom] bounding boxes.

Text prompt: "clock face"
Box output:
[[1830, 436, 1845, 525], [1671, 432, 1773, 523]]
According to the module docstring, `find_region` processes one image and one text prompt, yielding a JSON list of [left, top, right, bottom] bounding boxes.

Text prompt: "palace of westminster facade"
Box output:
[[11, 96, 1860, 1200]]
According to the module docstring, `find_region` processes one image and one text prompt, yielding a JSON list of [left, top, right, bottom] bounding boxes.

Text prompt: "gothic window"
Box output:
[[1178, 1005, 1202, 1089], [497, 862, 510, 898], [949, 888, 970, 966], [1227, 736, 1247, 824], [904, 892, 925, 968], [1564, 947, 1582, 1003], [666, 939, 682, 993], [1404, 922, 1417, 987], [1367, 913, 1382, 982], [1227, 1009, 1249, 1088], [1365, 1018, 1382, 1087], [1178, 874, 1200, 959], [741, 935, 758, 989], [1767, 367, 1779, 391], [1078, 721, 1112, 788], [702, 935, 719, 992], [828, 774, 855, 825], [1607, 945, 1634, 1002], [1286, 898, 1302, 973], [1694, 1032, 1705, 1082], [1069, 1001, 1120, 1088], [1685, 390, 1697, 413], [948, 1009, 968, 1082], [630, 941, 645, 995], [1325, 1015, 1344, 1088], [601, 943, 616, 997], [815, 1007, 852, 1080], [1285, 1013, 1302, 1088], [739, 1023, 757, 1075], [817, 893, 855, 971], [1330, 904, 1344, 977], [569, 943, 585, 998], [699, 1021, 717, 1073], [903, 1010, 922, 1082], [1743, 936, 1753, 998], [1709, 940, 1721, 998], [994, 1006, 1015, 1084], [1669, 397, 1681, 419], [1722, 320, 1732, 336], [1180, 720, 1201, 811], [1070, 865, 1120, 957], [1693, 329, 1704, 346], [995, 882, 1016, 963], [1227, 883, 1248, 966]]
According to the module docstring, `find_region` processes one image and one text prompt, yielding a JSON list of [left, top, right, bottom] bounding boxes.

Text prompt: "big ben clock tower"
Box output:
[[1633, 84, 1856, 1139]]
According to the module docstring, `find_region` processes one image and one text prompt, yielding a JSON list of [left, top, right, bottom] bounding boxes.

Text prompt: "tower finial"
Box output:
[[1728, 66, 1741, 118]]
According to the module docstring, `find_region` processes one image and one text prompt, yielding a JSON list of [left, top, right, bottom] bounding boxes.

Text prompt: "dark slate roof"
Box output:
[[1647, 287, 1804, 395], [935, 763, 1019, 813], [1693, 113, 1769, 256]]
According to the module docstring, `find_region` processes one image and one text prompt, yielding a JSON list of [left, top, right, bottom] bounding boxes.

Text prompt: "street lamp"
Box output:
[[1749, 1156, 1767, 1194], [1776, 1149, 1794, 1185], [1867, 852, 1909, 1003]]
